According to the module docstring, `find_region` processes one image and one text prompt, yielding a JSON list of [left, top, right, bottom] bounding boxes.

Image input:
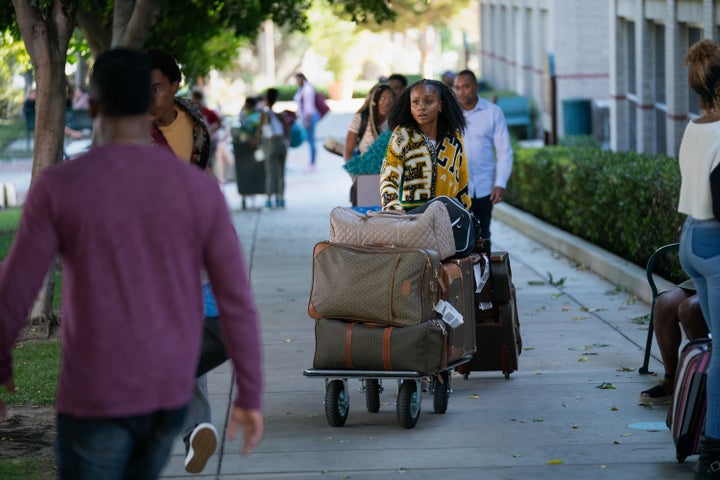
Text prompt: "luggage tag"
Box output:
[[474, 253, 493, 310], [434, 299, 464, 328]]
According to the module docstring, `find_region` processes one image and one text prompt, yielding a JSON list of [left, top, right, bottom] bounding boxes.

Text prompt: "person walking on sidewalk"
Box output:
[[0, 47, 264, 479], [454, 69, 513, 242], [147, 49, 212, 172], [380, 79, 471, 211], [293, 73, 320, 171], [146, 47, 230, 474], [677, 38, 720, 479]]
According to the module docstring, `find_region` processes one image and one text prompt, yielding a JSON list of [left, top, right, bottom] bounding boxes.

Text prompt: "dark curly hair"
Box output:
[[388, 79, 466, 140]]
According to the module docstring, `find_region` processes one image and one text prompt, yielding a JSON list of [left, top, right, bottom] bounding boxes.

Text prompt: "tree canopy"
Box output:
[[2, 0, 398, 80]]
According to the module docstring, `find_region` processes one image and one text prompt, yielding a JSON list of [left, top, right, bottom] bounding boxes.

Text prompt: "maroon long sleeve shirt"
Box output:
[[0, 144, 263, 417]]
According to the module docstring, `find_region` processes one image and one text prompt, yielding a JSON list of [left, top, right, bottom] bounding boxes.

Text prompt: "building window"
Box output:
[[688, 26, 702, 116], [654, 23, 666, 154], [627, 21, 636, 95], [654, 24, 665, 104]]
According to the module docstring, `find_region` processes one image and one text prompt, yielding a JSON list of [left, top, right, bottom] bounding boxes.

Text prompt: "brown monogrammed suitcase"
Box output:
[[313, 318, 448, 375], [308, 242, 442, 327]]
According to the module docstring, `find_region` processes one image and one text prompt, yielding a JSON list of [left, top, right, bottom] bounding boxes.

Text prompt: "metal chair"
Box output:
[[639, 242, 679, 374]]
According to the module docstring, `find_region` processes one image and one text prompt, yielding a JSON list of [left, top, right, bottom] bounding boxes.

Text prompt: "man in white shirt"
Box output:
[[454, 69, 513, 244]]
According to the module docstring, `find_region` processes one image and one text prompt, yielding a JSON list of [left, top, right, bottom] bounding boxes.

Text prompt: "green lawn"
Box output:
[[0, 456, 56, 480], [0, 208, 59, 477], [0, 118, 27, 159]]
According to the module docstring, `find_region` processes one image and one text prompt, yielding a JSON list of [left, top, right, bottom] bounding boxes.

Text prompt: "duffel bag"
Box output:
[[308, 242, 442, 327], [313, 318, 448, 375], [408, 196, 476, 258], [328, 202, 456, 260]]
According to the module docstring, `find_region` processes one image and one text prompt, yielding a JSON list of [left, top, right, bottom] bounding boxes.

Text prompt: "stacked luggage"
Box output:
[[305, 200, 480, 428]]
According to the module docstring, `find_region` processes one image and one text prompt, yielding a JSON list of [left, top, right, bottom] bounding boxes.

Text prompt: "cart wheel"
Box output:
[[325, 380, 349, 427], [501, 345, 512, 379], [365, 379, 381, 413], [433, 371, 449, 414], [396, 380, 421, 429]]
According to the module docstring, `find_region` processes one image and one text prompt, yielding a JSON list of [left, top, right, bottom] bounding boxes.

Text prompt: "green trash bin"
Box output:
[[562, 98, 592, 136]]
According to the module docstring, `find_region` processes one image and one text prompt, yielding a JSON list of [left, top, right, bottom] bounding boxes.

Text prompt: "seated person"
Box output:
[[638, 279, 708, 404]]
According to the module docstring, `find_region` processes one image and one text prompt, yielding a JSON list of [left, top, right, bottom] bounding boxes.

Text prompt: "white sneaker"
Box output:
[[184, 422, 218, 473]]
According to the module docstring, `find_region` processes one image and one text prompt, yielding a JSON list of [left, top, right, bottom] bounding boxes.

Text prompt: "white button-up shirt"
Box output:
[[461, 96, 513, 198]]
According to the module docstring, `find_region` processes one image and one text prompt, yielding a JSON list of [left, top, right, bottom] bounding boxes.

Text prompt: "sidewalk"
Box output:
[[157, 113, 688, 479]]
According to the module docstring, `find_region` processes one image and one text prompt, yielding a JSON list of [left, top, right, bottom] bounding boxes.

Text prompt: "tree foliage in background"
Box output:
[[0, 32, 30, 117]]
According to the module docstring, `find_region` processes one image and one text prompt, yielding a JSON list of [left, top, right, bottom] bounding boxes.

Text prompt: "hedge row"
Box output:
[[504, 146, 686, 283]]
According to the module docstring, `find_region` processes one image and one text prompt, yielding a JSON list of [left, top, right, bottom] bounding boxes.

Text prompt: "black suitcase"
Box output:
[[456, 251, 521, 379]]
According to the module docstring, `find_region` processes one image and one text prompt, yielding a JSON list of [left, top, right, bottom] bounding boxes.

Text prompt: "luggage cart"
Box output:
[[303, 356, 472, 429]]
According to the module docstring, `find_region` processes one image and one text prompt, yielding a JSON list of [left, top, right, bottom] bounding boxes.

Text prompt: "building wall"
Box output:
[[479, 0, 609, 139], [610, 0, 719, 156]]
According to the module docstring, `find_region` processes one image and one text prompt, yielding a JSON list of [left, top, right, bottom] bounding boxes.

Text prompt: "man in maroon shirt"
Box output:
[[0, 48, 263, 479]]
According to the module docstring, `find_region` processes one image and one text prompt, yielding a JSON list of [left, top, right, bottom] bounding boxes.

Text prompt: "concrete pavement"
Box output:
[[157, 109, 689, 479]]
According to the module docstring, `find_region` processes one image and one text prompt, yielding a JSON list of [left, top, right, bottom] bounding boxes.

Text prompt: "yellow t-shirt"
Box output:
[[159, 108, 194, 162]]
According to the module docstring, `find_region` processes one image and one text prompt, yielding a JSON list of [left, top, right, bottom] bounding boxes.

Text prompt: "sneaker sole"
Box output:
[[185, 425, 218, 474]]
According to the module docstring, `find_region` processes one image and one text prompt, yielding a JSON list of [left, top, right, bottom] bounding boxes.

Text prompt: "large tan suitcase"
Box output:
[[313, 318, 448, 375], [308, 242, 442, 327]]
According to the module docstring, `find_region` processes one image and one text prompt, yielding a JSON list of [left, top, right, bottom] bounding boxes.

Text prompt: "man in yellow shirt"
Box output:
[[146, 48, 217, 474], [147, 49, 211, 169]]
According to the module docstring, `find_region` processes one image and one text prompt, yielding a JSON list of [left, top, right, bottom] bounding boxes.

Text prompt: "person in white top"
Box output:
[[293, 73, 320, 170], [677, 39, 720, 479], [454, 69, 513, 245]]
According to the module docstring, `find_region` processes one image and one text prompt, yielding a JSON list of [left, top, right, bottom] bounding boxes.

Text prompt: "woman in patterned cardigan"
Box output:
[[380, 79, 471, 211]]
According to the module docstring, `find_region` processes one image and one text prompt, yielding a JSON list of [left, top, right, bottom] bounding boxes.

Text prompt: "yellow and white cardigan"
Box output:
[[380, 126, 472, 211]]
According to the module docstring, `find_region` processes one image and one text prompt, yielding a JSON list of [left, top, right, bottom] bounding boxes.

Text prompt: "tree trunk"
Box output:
[[12, 0, 76, 327], [111, 0, 160, 48]]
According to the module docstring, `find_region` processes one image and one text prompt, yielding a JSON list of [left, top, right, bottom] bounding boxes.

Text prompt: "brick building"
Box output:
[[479, 0, 720, 155], [610, 0, 716, 155], [478, 0, 609, 140]]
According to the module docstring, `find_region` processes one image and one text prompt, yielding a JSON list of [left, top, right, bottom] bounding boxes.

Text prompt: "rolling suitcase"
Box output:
[[441, 256, 479, 363], [667, 338, 711, 463], [456, 251, 521, 379]]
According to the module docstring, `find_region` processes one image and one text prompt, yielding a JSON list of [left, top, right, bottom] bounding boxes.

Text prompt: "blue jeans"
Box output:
[[56, 406, 187, 480], [679, 216, 720, 438], [305, 112, 320, 166]]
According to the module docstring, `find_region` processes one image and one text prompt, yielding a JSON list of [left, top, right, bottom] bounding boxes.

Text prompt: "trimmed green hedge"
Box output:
[[505, 146, 686, 283]]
